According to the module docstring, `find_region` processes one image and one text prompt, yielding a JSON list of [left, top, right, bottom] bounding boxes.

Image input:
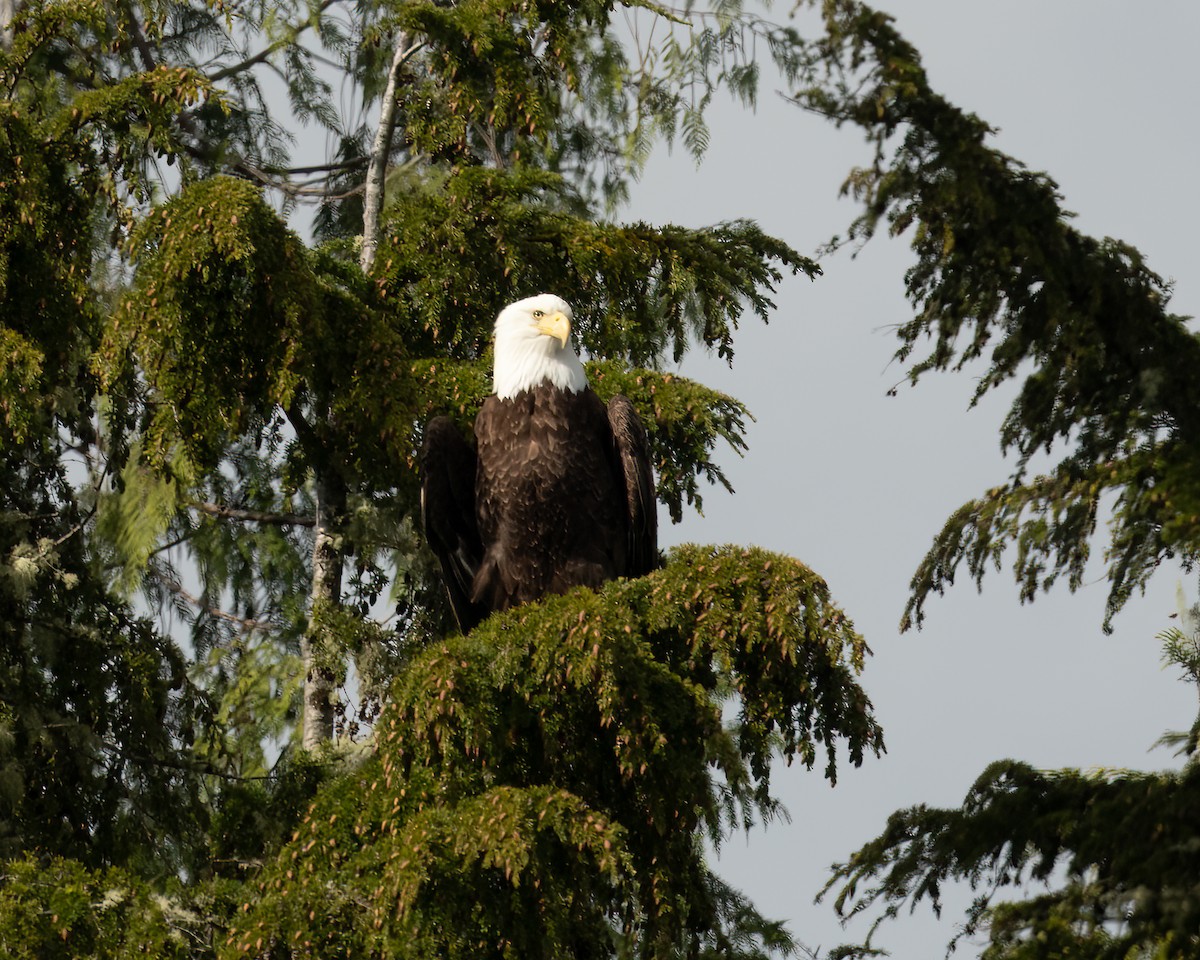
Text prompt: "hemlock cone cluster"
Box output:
[[1, 2, 1197, 959]]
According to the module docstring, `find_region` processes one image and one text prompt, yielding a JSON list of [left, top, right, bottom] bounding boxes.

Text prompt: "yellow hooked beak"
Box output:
[[536, 311, 571, 348]]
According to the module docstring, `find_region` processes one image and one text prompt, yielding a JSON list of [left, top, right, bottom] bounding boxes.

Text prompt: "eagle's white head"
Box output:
[[492, 293, 589, 400]]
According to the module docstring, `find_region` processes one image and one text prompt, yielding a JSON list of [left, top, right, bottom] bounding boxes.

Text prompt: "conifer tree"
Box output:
[[2, 1, 887, 957], [790, 4, 1200, 956], [35, 0, 826, 758], [0, 3, 215, 871]]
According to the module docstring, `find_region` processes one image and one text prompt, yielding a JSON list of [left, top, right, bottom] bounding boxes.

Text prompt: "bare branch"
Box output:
[[262, 156, 369, 178], [153, 570, 270, 633], [189, 501, 316, 527], [206, 0, 345, 83]]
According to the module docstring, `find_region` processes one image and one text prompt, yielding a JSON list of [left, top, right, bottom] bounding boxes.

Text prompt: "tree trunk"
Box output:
[[299, 27, 418, 750], [1, 0, 16, 52], [301, 466, 345, 750], [359, 30, 416, 275]]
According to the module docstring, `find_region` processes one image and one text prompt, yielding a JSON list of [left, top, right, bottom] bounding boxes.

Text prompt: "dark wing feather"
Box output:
[[419, 415, 486, 632], [607, 394, 658, 576]]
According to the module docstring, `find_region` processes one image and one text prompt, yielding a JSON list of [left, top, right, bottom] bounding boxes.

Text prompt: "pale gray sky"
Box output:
[[625, 3, 1200, 955]]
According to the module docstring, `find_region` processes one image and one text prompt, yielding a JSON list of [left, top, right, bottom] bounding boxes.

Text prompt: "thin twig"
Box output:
[[206, 0, 345, 83], [153, 570, 270, 632], [189, 501, 316, 527]]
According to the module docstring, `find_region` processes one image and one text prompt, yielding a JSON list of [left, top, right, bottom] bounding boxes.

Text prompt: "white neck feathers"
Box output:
[[493, 344, 588, 399], [491, 296, 589, 399]]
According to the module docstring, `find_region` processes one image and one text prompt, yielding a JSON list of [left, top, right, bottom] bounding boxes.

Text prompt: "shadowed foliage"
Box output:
[[824, 759, 1200, 960]]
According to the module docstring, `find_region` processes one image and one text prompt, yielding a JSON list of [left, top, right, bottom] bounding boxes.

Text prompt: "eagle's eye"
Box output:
[[532, 310, 544, 318]]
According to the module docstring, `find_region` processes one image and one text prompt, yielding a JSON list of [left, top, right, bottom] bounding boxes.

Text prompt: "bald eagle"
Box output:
[[420, 294, 658, 632]]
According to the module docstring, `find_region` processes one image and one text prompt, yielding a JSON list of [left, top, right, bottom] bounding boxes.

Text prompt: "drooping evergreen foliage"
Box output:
[[1, 21, 207, 871], [791, 2, 1200, 633], [371, 165, 813, 363], [0, 446, 203, 870], [821, 610, 1200, 959], [788, 3, 1200, 957], [825, 758, 1200, 960]]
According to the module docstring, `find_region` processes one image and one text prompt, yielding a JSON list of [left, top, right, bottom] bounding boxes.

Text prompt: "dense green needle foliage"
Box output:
[[0, 855, 197, 960], [1, 25, 207, 872], [371, 165, 816, 364], [222, 546, 879, 959], [111, 177, 317, 467]]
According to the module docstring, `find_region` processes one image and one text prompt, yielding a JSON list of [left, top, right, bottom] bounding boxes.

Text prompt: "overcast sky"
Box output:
[[621, 2, 1200, 955]]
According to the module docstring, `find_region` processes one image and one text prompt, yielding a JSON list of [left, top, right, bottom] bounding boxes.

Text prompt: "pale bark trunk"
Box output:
[[301, 467, 345, 750], [1, 0, 16, 52], [359, 31, 416, 275], [299, 28, 416, 749]]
